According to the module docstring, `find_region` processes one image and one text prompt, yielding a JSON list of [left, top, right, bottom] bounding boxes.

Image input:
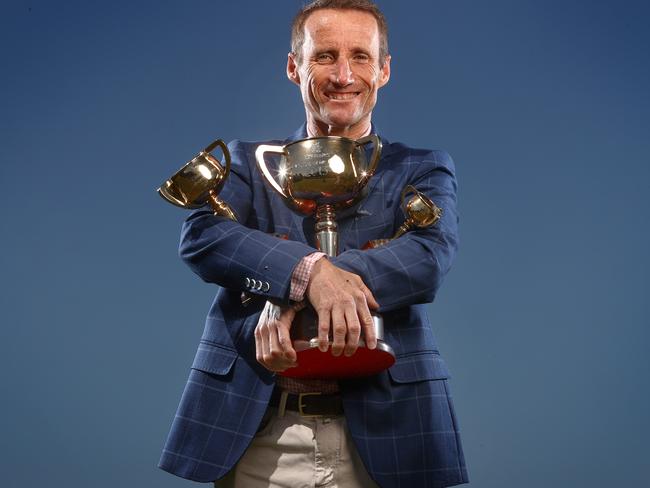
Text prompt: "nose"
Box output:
[[331, 58, 354, 86]]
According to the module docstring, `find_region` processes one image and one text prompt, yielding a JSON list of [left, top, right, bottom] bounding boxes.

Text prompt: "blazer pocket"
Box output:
[[388, 351, 450, 383], [191, 341, 238, 376]]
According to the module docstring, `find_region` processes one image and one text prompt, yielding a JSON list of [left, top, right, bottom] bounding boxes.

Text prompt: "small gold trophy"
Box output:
[[157, 139, 237, 221], [363, 185, 443, 250], [256, 135, 396, 378]]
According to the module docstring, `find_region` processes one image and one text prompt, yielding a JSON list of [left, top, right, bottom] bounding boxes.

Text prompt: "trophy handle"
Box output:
[[255, 144, 288, 198], [356, 134, 382, 184], [203, 139, 231, 182]]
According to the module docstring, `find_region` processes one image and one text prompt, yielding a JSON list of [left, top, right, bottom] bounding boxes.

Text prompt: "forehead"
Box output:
[[302, 9, 380, 52]]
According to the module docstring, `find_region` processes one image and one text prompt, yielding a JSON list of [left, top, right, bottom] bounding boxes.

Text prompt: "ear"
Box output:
[[378, 54, 391, 88], [287, 52, 301, 86]]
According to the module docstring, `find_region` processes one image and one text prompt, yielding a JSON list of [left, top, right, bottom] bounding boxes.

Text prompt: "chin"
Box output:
[[321, 112, 364, 132]]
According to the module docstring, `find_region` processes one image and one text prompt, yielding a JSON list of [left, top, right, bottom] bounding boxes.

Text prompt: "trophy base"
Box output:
[[279, 339, 396, 379]]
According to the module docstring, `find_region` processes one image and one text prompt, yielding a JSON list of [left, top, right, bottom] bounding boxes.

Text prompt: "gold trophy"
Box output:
[[256, 135, 396, 378], [363, 184, 443, 249], [157, 139, 237, 221]]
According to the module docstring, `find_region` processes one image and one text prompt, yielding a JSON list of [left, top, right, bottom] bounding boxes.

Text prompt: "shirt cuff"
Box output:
[[289, 252, 327, 302]]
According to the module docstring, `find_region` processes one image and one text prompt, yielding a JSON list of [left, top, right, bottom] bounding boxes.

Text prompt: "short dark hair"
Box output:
[[291, 0, 389, 66]]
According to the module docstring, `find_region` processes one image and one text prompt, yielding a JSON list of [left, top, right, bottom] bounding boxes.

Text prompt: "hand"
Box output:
[[306, 259, 380, 357], [254, 301, 298, 372]]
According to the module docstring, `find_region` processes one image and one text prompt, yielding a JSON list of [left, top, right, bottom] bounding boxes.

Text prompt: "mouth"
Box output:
[[325, 91, 360, 100]]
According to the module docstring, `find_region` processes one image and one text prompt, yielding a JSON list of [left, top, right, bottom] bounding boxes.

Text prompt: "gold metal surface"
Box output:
[[255, 135, 381, 217], [393, 185, 442, 238], [157, 139, 237, 221]]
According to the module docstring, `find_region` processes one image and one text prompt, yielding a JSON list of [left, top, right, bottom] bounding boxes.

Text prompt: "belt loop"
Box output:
[[277, 390, 288, 418]]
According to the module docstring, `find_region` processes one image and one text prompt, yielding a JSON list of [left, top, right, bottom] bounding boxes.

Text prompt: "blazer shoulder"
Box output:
[[383, 142, 456, 175]]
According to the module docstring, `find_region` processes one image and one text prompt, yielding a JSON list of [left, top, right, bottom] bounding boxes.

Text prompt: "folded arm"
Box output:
[[331, 151, 460, 312], [178, 141, 317, 304]]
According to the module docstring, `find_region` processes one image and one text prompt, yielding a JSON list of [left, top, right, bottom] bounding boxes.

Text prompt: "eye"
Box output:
[[353, 53, 370, 63], [316, 53, 334, 63]]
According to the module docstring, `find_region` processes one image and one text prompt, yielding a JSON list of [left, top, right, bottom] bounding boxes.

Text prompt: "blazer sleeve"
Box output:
[[178, 140, 317, 304], [331, 150, 460, 313]]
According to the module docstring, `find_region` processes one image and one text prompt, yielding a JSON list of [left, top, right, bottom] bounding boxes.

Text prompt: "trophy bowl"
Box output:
[[157, 139, 237, 221], [256, 135, 381, 215]]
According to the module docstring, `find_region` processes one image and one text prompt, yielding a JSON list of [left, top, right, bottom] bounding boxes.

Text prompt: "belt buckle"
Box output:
[[298, 392, 322, 418]]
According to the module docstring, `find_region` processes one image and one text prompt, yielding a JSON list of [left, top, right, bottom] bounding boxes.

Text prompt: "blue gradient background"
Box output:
[[1, 1, 648, 487]]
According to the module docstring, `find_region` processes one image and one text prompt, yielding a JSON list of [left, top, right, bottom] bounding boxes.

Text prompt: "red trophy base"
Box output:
[[279, 340, 396, 379]]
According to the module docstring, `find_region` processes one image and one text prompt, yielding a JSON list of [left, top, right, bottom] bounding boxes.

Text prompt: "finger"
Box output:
[[354, 293, 377, 350], [254, 324, 263, 364], [343, 304, 361, 357], [268, 321, 291, 370], [362, 312, 377, 350], [317, 307, 331, 353], [259, 321, 273, 369], [330, 304, 347, 357], [362, 285, 380, 310], [277, 319, 297, 364]]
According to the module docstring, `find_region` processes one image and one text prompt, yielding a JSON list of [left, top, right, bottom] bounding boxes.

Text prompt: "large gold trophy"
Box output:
[[157, 139, 237, 221], [256, 135, 396, 378]]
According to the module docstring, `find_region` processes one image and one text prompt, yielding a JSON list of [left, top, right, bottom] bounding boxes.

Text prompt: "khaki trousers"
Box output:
[[215, 407, 379, 488]]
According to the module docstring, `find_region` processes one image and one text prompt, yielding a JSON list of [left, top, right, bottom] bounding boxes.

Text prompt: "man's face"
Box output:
[[287, 9, 391, 138]]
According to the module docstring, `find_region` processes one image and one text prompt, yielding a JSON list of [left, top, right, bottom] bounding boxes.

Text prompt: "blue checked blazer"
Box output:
[[159, 125, 469, 487]]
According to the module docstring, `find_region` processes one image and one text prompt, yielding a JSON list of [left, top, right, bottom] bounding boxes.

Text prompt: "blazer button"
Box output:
[[262, 282, 270, 292], [254, 280, 263, 291], [244, 277, 251, 288]]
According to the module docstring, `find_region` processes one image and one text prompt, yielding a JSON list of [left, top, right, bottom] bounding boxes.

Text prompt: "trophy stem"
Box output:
[[208, 192, 238, 221], [392, 220, 413, 239], [315, 204, 338, 257]]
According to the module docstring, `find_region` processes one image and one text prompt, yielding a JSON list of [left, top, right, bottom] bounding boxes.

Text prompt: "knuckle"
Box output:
[[318, 300, 332, 311], [333, 324, 346, 336]]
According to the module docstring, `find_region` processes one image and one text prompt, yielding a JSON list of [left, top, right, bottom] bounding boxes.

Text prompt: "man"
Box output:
[[159, 1, 468, 487]]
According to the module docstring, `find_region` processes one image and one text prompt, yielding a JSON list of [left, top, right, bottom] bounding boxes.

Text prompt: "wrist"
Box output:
[[289, 252, 327, 302]]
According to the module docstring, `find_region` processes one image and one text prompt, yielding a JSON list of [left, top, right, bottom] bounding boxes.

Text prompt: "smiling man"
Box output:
[[159, 1, 468, 487]]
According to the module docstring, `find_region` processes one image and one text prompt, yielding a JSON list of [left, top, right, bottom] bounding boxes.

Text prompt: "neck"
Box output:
[[306, 118, 372, 139]]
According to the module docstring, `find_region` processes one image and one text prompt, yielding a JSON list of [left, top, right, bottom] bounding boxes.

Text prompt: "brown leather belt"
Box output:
[[269, 389, 344, 417]]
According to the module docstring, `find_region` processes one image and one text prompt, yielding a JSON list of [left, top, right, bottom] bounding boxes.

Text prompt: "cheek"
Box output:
[[358, 65, 380, 88], [303, 68, 321, 97]]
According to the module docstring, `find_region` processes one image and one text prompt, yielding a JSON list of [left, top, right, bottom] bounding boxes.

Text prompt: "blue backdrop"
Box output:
[[1, 1, 648, 487]]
